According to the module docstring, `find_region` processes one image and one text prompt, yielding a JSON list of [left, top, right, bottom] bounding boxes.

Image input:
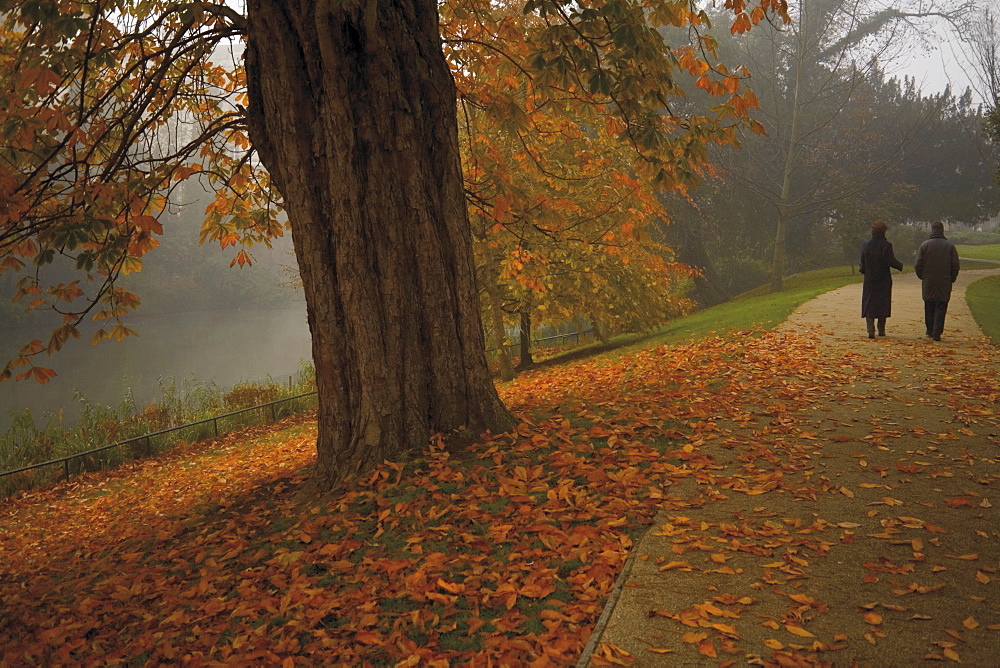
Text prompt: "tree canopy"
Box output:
[[2, 0, 795, 485], [1, 0, 789, 382]]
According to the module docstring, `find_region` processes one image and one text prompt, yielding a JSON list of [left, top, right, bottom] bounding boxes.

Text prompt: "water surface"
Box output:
[[0, 307, 312, 431]]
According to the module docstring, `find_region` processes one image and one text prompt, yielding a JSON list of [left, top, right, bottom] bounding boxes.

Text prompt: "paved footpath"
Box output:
[[582, 267, 1000, 667]]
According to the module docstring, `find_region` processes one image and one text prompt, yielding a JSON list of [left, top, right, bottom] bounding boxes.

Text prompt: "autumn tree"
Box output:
[[1, 0, 787, 488], [449, 0, 751, 372]]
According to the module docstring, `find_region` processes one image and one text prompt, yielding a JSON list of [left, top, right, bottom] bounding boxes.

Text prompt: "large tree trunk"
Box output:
[[244, 0, 515, 488]]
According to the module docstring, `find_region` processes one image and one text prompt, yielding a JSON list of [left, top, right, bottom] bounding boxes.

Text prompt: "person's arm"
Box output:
[[951, 243, 960, 282], [888, 243, 903, 271], [859, 245, 866, 275], [914, 243, 925, 279]]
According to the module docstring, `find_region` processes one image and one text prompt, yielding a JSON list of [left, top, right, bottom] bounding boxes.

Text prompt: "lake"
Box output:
[[0, 307, 313, 431]]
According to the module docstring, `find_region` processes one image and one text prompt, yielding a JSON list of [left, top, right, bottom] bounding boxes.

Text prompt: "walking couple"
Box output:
[[860, 220, 960, 341]]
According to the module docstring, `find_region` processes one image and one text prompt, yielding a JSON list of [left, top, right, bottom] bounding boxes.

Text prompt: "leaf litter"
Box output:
[[0, 326, 998, 666]]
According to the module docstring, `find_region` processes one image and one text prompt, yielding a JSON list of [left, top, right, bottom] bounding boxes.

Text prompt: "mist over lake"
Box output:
[[0, 307, 312, 432]]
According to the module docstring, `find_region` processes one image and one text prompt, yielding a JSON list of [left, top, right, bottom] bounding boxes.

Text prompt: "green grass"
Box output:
[[967, 275, 1000, 345], [956, 244, 1000, 261], [615, 266, 863, 356], [963, 259, 1000, 270], [0, 362, 318, 497], [531, 266, 864, 365]]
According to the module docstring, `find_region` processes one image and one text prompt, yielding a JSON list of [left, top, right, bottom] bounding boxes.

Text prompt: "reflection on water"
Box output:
[[0, 307, 312, 431]]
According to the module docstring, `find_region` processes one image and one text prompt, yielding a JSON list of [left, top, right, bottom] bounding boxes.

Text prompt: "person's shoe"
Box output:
[[878, 330, 886, 337], [926, 332, 933, 337], [933, 334, 942, 341], [868, 333, 875, 339]]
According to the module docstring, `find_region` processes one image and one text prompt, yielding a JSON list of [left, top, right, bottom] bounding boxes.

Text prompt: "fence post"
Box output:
[[213, 418, 219, 438], [270, 402, 277, 422], [145, 436, 152, 457], [64, 459, 70, 481]]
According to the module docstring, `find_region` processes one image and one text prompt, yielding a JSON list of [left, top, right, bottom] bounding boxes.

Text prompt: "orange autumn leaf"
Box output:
[[659, 561, 694, 571]]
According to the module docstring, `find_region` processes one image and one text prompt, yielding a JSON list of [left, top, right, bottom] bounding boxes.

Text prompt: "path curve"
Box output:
[[584, 267, 1000, 667], [780, 268, 1000, 351]]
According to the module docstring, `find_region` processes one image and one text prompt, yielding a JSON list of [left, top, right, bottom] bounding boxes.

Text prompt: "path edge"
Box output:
[[575, 541, 641, 667]]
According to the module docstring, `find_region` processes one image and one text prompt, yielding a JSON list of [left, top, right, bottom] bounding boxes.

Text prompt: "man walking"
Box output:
[[914, 221, 960, 341]]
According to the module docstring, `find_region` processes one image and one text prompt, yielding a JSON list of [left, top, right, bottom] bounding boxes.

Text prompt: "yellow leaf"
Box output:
[[697, 639, 717, 658], [659, 561, 693, 571], [785, 624, 815, 638], [963, 616, 980, 630], [711, 623, 740, 638], [944, 647, 961, 662]]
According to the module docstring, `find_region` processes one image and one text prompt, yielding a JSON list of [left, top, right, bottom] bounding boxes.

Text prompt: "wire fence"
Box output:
[[0, 391, 318, 485], [4, 328, 595, 491], [486, 328, 595, 354]]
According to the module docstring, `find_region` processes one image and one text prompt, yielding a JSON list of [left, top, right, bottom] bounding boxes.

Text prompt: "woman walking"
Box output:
[[859, 220, 904, 339]]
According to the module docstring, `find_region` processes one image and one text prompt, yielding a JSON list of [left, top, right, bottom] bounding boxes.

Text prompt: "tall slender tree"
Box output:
[[957, 3, 1000, 183], [713, 0, 962, 290]]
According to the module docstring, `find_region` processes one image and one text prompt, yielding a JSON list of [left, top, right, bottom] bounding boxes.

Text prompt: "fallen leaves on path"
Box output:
[[0, 328, 998, 665]]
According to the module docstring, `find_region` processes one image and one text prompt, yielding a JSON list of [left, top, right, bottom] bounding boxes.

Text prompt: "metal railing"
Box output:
[[0, 391, 318, 483], [4, 329, 594, 486], [486, 328, 595, 354]]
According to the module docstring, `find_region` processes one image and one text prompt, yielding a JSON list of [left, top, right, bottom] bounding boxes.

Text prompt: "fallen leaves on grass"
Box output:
[[0, 325, 998, 666]]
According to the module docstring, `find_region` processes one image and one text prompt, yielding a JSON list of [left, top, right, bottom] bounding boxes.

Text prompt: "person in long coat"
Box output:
[[914, 220, 960, 341], [859, 220, 903, 339]]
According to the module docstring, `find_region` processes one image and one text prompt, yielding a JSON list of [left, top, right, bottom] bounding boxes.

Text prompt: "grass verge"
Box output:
[[539, 266, 863, 366], [0, 362, 317, 496], [957, 244, 1000, 261], [963, 259, 1000, 270], [967, 274, 1000, 344]]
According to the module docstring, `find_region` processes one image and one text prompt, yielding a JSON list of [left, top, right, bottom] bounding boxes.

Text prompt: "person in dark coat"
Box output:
[[859, 220, 904, 339], [914, 220, 960, 341]]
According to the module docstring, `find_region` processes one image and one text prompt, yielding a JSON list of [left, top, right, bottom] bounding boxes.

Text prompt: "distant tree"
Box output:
[[957, 3, 1000, 184], [713, 0, 965, 290]]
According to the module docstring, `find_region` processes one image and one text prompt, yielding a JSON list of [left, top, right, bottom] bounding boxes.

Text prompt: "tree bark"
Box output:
[[244, 0, 515, 488], [517, 306, 533, 368], [482, 258, 513, 381]]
